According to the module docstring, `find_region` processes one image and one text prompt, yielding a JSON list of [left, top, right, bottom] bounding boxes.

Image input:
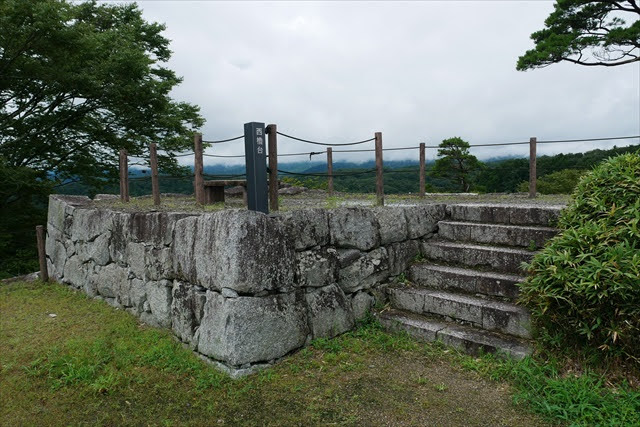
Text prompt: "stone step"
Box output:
[[378, 309, 532, 360], [447, 203, 563, 226], [388, 287, 531, 338], [409, 263, 523, 300], [438, 220, 558, 249], [421, 240, 534, 274]]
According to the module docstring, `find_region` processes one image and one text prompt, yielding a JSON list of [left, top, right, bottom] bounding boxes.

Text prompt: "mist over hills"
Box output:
[[195, 159, 428, 176], [130, 156, 524, 176]]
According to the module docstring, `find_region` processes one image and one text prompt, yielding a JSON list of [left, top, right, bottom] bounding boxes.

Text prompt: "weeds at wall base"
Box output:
[[451, 342, 640, 426], [3, 281, 639, 426]]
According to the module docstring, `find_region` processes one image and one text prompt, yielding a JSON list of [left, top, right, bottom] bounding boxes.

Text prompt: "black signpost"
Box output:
[[244, 122, 269, 214]]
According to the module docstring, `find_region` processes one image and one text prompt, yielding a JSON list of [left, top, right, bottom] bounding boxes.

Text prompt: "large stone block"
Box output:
[[438, 221, 557, 248], [173, 210, 296, 294], [145, 247, 173, 281], [47, 196, 68, 233], [351, 291, 375, 320], [120, 278, 147, 312], [109, 212, 131, 267], [338, 247, 389, 294], [336, 248, 361, 268], [93, 263, 129, 299], [329, 208, 380, 251], [62, 255, 88, 288], [421, 240, 534, 274], [62, 238, 76, 258], [77, 233, 110, 266], [45, 231, 66, 278], [305, 284, 355, 339], [369, 282, 390, 306], [129, 212, 193, 246], [69, 208, 114, 243], [446, 204, 562, 227], [171, 281, 206, 344], [388, 287, 425, 314], [482, 301, 531, 338], [373, 207, 408, 245], [197, 291, 309, 366], [144, 280, 173, 328], [126, 242, 146, 279], [47, 195, 90, 233], [82, 265, 99, 297], [46, 259, 60, 281], [277, 209, 330, 251], [387, 240, 420, 276], [295, 248, 338, 288], [509, 206, 563, 226], [404, 204, 446, 239]]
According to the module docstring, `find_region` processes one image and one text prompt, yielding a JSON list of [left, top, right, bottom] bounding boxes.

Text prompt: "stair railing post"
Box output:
[[529, 137, 537, 198], [36, 225, 48, 282], [119, 149, 129, 202], [150, 143, 160, 206], [327, 147, 334, 196], [375, 132, 384, 206], [267, 124, 279, 211], [194, 133, 204, 204], [419, 142, 426, 198]]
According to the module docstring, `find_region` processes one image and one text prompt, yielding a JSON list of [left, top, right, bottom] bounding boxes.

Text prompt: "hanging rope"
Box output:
[[202, 135, 245, 144], [276, 131, 375, 146]]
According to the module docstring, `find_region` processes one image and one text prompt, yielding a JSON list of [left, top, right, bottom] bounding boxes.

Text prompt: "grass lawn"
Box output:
[[1, 281, 637, 426]]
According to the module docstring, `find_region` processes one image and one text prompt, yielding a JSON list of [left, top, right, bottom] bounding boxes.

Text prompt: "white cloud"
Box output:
[[136, 0, 639, 165]]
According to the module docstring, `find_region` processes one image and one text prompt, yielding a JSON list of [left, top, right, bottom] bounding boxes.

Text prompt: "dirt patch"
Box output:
[[0, 281, 547, 426], [259, 350, 545, 427], [84, 191, 568, 214]]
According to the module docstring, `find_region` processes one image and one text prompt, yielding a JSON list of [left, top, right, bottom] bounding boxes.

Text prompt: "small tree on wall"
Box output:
[[430, 137, 484, 192]]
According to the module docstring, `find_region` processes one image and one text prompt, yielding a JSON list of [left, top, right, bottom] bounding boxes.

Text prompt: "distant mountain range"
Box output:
[[128, 159, 436, 177]]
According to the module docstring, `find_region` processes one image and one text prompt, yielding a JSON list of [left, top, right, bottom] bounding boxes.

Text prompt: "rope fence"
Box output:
[[115, 127, 639, 209], [202, 135, 244, 144], [275, 131, 375, 146]]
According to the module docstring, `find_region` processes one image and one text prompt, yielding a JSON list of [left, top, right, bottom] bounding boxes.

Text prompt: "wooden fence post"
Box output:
[[267, 124, 279, 211], [529, 137, 537, 199], [419, 142, 426, 198], [150, 143, 160, 206], [36, 225, 48, 282], [327, 147, 334, 195], [375, 132, 384, 206], [119, 149, 129, 202], [194, 133, 204, 204]]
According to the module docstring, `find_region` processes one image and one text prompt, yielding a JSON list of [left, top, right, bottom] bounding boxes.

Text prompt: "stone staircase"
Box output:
[[379, 203, 562, 359]]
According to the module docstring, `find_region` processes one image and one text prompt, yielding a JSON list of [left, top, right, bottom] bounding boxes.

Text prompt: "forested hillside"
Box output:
[[57, 144, 639, 197], [0, 144, 636, 279]]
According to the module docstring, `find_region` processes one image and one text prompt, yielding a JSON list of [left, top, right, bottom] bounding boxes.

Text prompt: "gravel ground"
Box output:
[[88, 190, 569, 213]]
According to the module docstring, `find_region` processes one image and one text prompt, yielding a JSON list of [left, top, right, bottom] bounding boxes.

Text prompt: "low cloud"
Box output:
[[139, 1, 640, 166]]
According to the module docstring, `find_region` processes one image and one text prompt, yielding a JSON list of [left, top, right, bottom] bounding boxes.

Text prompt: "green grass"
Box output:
[[458, 353, 639, 426], [1, 281, 637, 426]]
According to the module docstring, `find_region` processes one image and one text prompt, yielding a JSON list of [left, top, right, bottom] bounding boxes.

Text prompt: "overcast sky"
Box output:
[[131, 0, 639, 165]]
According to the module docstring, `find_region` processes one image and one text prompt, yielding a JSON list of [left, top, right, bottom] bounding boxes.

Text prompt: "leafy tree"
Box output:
[[0, 0, 204, 187], [475, 158, 530, 194], [0, 0, 203, 276], [517, 0, 640, 70], [430, 137, 484, 192], [517, 168, 587, 194]]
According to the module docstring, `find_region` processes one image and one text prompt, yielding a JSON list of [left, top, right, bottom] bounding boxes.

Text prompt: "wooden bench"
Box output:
[[203, 180, 247, 204], [202, 179, 282, 205]]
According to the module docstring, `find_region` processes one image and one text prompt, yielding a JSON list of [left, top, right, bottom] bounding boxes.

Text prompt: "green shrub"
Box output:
[[519, 152, 640, 359], [517, 168, 587, 194]]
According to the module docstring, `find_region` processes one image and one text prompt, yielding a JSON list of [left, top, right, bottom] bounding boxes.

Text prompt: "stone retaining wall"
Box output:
[[46, 195, 446, 375]]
